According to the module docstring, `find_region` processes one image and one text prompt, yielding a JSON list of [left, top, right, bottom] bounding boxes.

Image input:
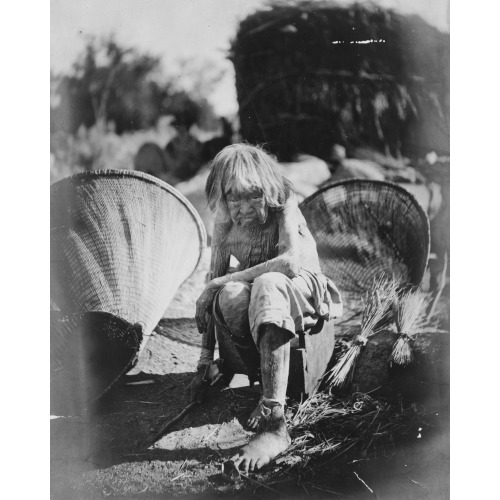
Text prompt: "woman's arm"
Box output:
[[208, 214, 231, 280], [190, 214, 231, 402], [195, 213, 231, 334]]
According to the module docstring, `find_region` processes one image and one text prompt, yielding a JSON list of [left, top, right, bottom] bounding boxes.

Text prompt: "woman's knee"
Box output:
[[253, 272, 289, 292], [217, 281, 251, 318]]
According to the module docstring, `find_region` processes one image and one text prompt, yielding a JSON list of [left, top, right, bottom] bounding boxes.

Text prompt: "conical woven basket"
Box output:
[[51, 169, 206, 328], [50, 311, 143, 415], [50, 170, 206, 413], [299, 180, 430, 293]]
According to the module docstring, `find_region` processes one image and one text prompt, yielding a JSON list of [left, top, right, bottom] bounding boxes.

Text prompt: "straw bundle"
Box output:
[[390, 289, 431, 366], [284, 391, 431, 465], [325, 276, 398, 389], [231, 1, 449, 160]]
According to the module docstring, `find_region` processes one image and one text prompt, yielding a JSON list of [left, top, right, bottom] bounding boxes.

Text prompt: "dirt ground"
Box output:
[[51, 250, 450, 499]]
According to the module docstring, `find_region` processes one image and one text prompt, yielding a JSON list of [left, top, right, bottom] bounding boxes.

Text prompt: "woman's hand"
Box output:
[[186, 366, 209, 403], [195, 280, 224, 333]]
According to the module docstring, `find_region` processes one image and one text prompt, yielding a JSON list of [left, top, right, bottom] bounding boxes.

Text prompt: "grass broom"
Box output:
[[390, 289, 431, 366], [325, 276, 399, 389]]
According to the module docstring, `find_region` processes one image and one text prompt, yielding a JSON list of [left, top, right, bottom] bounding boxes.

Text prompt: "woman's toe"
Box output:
[[247, 417, 259, 430], [254, 458, 266, 470], [240, 458, 250, 473]]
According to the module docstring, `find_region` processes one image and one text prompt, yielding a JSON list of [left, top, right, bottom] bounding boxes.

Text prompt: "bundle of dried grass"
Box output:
[[325, 276, 399, 389], [390, 289, 431, 366], [284, 391, 431, 466]]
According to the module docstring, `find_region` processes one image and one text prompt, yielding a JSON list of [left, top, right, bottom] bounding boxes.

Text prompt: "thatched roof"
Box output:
[[230, 1, 449, 161]]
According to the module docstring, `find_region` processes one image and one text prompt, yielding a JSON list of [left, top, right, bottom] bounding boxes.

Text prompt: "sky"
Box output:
[[51, 0, 450, 116]]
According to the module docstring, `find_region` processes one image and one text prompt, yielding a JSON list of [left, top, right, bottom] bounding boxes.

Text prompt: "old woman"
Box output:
[[191, 143, 342, 472]]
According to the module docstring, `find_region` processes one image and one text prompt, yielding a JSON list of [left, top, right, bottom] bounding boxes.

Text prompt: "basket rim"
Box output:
[[51, 169, 207, 284], [301, 178, 428, 214], [299, 178, 431, 286], [50, 310, 142, 407]]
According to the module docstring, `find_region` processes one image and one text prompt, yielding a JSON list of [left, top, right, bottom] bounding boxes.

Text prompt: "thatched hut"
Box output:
[[230, 1, 449, 161]]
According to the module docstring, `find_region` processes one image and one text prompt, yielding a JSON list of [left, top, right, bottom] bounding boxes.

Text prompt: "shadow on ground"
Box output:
[[51, 311, 449, 499], [50, 366, 264, 499]]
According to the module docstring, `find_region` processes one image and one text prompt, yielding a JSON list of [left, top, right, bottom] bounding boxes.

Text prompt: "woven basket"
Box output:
[[299, 180, 430, 293], [50, 170, 206, 412], [50, 311, 143, 415], [51, 169, 206, 328]]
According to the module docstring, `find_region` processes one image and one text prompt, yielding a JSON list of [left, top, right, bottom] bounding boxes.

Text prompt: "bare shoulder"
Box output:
[[277, 191, 310, 236], [275, 191, 298, 227], [282, 192, 322, 273]]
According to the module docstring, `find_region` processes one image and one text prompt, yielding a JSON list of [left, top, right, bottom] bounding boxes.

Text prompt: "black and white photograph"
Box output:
[[48, 0, 453, 498]]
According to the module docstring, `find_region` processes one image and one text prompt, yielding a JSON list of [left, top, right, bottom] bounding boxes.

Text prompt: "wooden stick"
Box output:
[[149, 401, 199, 445], [124, 400, 159, 404], [126, 380, 155, 386], [311, 485, 346, 496]]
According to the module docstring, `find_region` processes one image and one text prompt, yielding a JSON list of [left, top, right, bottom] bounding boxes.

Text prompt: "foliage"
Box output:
[[172, 57, 226, 102], [50, 124, 176, 184], [161, 90, 212, 129], [51, 36, 222, 135]]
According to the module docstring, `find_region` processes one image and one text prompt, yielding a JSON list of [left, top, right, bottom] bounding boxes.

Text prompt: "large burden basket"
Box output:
[[300, 180, 430, 293], [51, 170, 206, 413]]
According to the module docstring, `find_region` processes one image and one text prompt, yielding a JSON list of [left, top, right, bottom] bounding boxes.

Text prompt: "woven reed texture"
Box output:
[[230, 2, 449, 160], [300, 180, 429, 293], [50, 311, 142, 414], [50, 170, 207, 337]]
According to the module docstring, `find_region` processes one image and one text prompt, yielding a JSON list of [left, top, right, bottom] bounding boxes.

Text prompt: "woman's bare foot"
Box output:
[[232, 404, 290, 472]]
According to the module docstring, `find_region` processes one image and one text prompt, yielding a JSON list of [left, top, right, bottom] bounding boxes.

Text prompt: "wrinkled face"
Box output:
[[225, 186, 268, 227]]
